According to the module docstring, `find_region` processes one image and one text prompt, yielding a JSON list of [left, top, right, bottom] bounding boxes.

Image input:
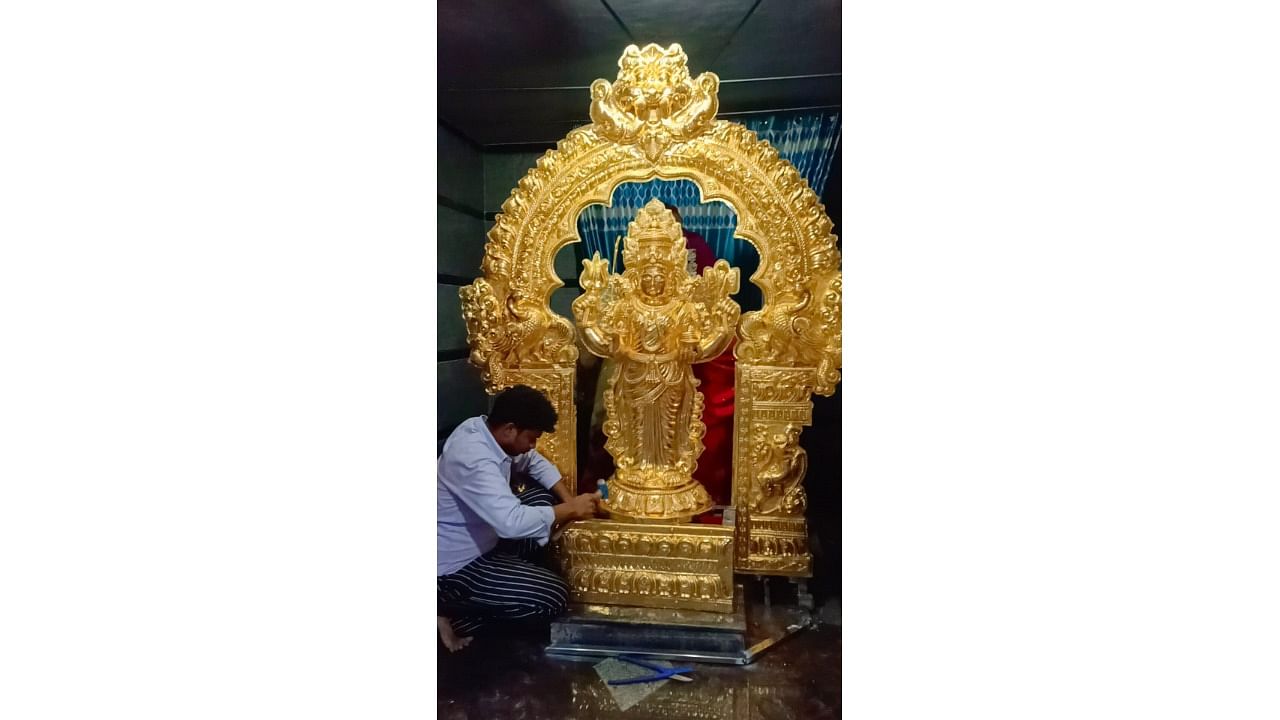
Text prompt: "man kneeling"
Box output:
[[436, 385, 601, 651]]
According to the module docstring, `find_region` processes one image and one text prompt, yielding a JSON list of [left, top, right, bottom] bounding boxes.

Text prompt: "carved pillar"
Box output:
[[732, 365, 816, 576]]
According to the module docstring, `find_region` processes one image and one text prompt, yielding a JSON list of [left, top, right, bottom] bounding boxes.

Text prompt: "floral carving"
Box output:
[[554, 520, 736, 613]]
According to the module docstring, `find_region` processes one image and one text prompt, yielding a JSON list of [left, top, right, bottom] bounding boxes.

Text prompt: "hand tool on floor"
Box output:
[[606, 655, 695, 685]]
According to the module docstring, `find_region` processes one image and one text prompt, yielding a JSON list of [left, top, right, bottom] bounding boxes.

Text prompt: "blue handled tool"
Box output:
[[606, 655, 694, 685]]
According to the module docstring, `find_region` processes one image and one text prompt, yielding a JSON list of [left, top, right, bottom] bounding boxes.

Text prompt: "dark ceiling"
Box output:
[[438, 0, 842, 147]]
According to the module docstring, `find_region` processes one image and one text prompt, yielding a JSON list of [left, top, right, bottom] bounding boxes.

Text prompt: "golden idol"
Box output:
[[573, 199, 740, 522]]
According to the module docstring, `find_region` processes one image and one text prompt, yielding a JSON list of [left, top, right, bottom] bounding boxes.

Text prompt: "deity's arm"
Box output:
[[571, 253, 623, 359], [676, 309, 700, 363], [579, 321, 620, 359], [690, 260, 742, 361], [695, 317, 737, 361]]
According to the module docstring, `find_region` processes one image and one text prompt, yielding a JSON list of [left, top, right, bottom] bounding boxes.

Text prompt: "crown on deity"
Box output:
[[622, 198, 685, 266]]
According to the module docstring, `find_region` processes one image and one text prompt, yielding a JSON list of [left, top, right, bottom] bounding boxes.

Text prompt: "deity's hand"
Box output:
[[579, 253, 610, 293], [679, 342, 698, 363], [717, 297, 740, 321]]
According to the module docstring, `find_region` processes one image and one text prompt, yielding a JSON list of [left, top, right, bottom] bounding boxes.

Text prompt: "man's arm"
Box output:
[[547, 478, 574, 504], [513, 448, 566, 494], [440, 456, 554, 542]]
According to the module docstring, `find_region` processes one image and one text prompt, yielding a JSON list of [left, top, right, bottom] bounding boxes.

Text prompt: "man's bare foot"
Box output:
[[437, 616, 472, 652]]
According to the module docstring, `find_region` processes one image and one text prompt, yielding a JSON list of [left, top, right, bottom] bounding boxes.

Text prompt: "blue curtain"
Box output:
[[573, 110, 840, 310], [577, 179, 734, 265]]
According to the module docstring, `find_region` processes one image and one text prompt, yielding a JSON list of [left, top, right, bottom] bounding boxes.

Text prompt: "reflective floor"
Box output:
[[437, 596, 841, 720]]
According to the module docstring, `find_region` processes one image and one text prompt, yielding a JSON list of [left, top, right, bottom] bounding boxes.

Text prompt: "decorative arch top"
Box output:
[[589, 43, 720, 161], [461, 43, 841, 397]]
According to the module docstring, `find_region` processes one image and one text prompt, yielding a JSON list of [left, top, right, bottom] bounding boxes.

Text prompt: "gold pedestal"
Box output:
[[604, 474, 713, 524], [553, 519, 736, 613]]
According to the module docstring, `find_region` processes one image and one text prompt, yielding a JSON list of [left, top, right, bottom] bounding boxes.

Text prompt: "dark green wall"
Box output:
[[436, 123, 489, 449], [436, 138, 583, 451]]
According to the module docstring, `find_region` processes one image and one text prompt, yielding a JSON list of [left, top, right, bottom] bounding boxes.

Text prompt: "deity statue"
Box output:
[[572, 198, 741, 522]]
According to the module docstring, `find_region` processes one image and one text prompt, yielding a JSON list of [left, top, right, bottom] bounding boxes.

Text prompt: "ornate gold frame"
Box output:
[[461, 43, 841, 577]]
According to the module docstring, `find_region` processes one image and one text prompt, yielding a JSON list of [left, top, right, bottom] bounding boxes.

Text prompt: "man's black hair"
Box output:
[[487, 384, 558, 433]]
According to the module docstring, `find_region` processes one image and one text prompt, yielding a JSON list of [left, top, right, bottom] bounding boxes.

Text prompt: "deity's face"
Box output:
[[639, 265, 667, 301]]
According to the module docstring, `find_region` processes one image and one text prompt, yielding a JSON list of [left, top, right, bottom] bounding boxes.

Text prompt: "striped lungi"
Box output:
[[437, 484, 569, 636]]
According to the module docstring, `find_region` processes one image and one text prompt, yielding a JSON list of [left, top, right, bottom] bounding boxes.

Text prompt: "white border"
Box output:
[[2, 1, 1279, 717]]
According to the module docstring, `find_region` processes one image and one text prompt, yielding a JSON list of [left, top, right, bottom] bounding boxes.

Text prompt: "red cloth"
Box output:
[[684, 230, 716, 272], [687, 229, 735, 506], [692, 339, 736, 506]]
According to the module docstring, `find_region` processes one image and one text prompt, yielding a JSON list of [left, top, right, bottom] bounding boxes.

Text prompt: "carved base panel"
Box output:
[[552, 519, 736, 613], [737, 515, 812, 576]]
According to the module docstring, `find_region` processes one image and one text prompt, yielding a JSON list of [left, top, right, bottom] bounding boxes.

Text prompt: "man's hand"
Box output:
[[554, 492, 603, 524]]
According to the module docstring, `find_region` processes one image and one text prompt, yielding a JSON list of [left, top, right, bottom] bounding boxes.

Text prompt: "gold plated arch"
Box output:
[[461, 43, 841, 576]]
